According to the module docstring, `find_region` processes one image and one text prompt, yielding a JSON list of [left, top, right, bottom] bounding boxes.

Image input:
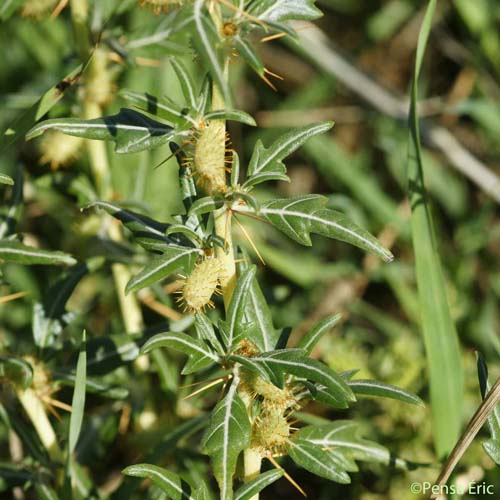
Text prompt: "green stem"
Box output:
[[207, 2, 263, 494]]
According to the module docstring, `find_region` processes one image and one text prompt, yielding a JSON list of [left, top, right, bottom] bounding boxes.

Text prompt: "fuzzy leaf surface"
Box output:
[[0, 357, 33, 389], [234, 470, 284, 500], [297, 420, 408, 468], [141, 331, 219, 374], [477, 353, 500, 464], [85, 201, 174, 251], [244, 122, 333, 188], [248, 195, 393, 262], [297, 314, 342, 354], [201, 378, 251, 500], [120, 89, 196, 126], [248, 0, 323, 22], [347, 379, 423, 406], [236, 349, 354, 407], [286, 439, 351, 483], [123, 464, 196, 499], [219, 266, 256, 349], [0, 240, 76, 266], [26, 108, 178, 154], [126, 245, 199, 294], [192, 0, 231, 106]]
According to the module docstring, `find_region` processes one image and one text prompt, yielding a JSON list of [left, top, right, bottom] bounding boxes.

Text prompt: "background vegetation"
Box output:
[[1, 0, 499, 498]]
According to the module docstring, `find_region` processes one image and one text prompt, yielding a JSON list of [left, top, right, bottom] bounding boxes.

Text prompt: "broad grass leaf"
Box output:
[[406, 0, 463, 457], [68, 331, 86, 455]]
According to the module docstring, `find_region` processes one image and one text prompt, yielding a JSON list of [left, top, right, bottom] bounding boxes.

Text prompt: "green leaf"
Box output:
[[0, 168, 23, 239], [296, 420, 409, 469], [0, 357, 33, 389], [84, 201, 175, 252], [236, 252, 280, 351], [195, 313, 225, 356], [1, 64, 84, 154], [188, 196, 223, 216], [123, 464, 196, 499], [125, 245, 200, 294], [219, 266, 257, 349], [245, 275, 280, 352], [248, 0, 323, 22], [234, 470, 284, 500], [406, 0, 463, 457], [477, 353, 500, 465], [300, 381, 351, 409], [286, 439, 351, 484], [0, 173, 13, 185], [234, 37, 265, 77], [244, 122, 333, 188], [32, 261, 98, 349], [170, 58, 199, 110], [201, 377, 251, 500], [347, 379, 423, 406], [34, 482, 59, 500], [141, 331, 219, 374], [240, 195, 393, 262], [0, 240, 76, 266], [26, 108, 179, 154], [120, 89, 197, 126], [240, 349, 354, 407], [204, 110, 256, 127], [192, 0, 231, 106], [297, 314, 342, 354], [68, 331, 86, 455]]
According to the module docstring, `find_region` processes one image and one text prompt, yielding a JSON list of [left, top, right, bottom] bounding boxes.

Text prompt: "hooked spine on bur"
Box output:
[[177, 256, 222, 313]]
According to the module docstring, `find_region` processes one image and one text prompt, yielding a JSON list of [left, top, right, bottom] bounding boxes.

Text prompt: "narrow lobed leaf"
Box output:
[[123, 463, 196, 499], [0, 240, 76, 266], [26, 108, 180, 154]]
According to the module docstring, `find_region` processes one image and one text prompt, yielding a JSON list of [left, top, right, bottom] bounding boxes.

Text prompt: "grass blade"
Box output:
[[68, 331, 86, 455], [407, 0, 463, 458]]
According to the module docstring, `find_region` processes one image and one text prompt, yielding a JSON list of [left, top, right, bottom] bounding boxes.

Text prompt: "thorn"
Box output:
[[50, 0, 68, 19], [183, 377, 226, 400], [260, 32, 287, 43], [0, 291, 30, 304], [233, 214, 266, 266], [259, 73, 277, 92], [268, 455, 307, 497], [264, 67, 284, 81], [215, 0, 267, 29]]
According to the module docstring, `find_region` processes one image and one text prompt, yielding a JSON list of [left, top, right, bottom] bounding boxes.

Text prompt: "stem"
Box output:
[[208, 3, 263, 493], [16, 388, 63, 462]]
